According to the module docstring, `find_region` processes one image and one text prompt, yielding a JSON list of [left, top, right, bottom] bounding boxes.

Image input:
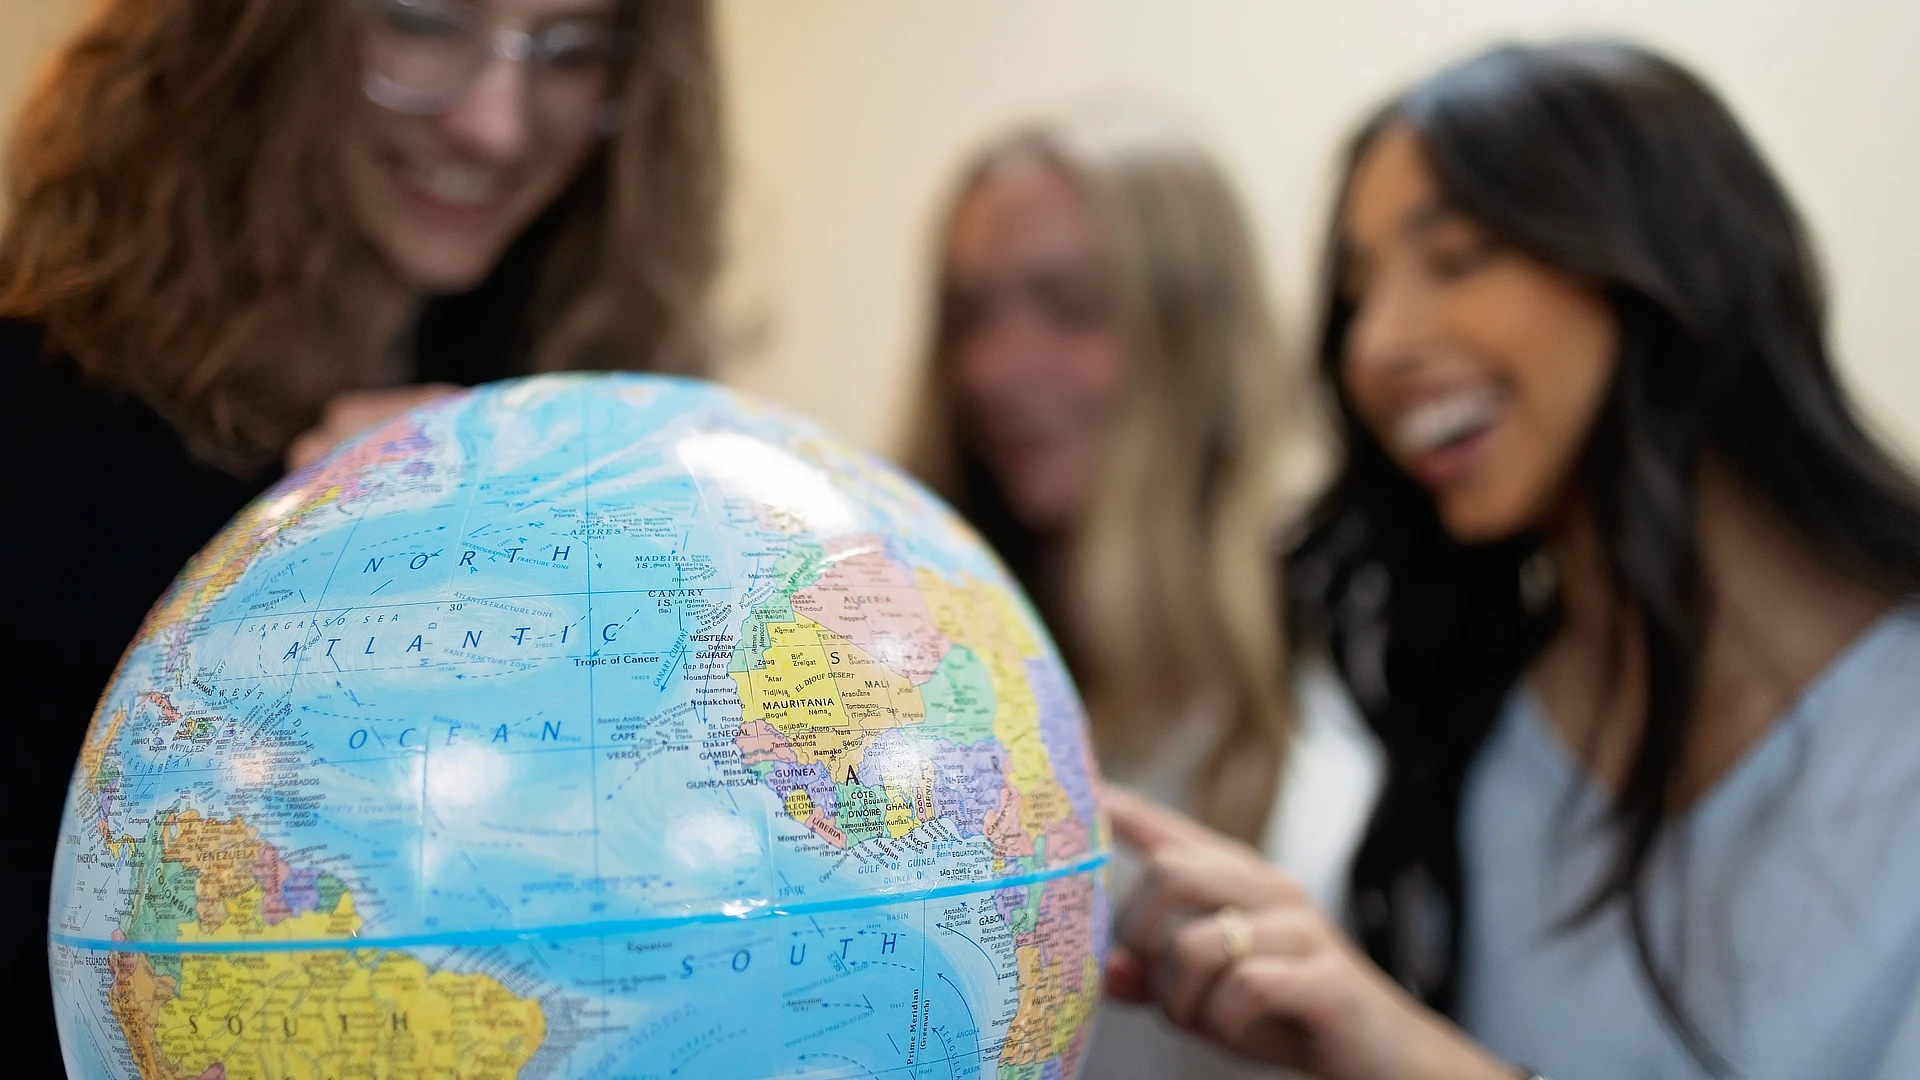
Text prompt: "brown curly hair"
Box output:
[[0, 0, 724, 474]]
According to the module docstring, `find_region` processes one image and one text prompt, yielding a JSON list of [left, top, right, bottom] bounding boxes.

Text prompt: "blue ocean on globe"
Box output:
[[49, 373, 1110, 1080]]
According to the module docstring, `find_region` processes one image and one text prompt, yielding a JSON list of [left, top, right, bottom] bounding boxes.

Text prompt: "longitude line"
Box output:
[[580, 385, 607, 1070], [425, 384, 494, 920], [582, 385, 599, 882]]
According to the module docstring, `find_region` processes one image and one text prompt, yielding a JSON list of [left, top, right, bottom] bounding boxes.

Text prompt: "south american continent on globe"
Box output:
[[49, 373, 1111, 1080]]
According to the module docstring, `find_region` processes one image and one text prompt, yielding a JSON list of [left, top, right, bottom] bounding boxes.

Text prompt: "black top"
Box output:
[[0, 319, 279, 1077], [1, 202, 566, 1074], [0, 310, 541, 1077]]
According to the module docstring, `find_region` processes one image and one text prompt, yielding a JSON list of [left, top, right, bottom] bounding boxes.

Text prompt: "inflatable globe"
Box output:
[[51, 374, 1109, 1080]]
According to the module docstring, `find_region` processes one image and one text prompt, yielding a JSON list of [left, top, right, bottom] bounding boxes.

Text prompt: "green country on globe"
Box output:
[[49, 373, 1110, 1080]]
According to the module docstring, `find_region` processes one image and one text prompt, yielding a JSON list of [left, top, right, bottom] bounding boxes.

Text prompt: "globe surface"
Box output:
[[51, 374, 1109, 1080]]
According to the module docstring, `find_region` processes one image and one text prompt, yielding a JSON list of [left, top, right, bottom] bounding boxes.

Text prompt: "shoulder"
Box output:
[[0, 318, 165, 459], [0, 319, 100, 471], [1764, 605, 1920, 925], [0, 318, 272, 628], [1797, 606, 1920, 770], [0, 318, 266, 494], [1829, 605, 1920, 699], [0, 317, 55, 400]]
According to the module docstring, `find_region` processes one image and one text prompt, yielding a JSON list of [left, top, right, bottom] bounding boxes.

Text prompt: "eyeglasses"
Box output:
[[357, 0, 626, 137]]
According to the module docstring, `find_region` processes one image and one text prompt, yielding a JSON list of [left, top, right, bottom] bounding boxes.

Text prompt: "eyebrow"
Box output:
[[542, 6, 617, 22], [532, 0, 619, 21]]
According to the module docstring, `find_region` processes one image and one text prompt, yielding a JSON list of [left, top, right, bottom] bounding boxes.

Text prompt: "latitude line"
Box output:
[[53, 851, 1111, 954]]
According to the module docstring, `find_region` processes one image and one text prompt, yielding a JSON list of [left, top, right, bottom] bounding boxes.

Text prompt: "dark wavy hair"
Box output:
[[1290, 40, 1920, 1068]]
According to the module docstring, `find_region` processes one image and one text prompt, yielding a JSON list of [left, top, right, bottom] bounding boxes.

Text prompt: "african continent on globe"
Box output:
[[50, 374, 1110, 1080]]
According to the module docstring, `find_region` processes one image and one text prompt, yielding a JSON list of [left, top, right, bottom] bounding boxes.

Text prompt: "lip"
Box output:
[[1405, 423, 1495, 489], [380, 147, 512, 229], [1391, 386, 1506, 490]]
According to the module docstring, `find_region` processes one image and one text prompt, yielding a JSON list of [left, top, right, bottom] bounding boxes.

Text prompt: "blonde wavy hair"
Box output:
[[0, 0, 723, 475], [903, 111, 1318, 841]]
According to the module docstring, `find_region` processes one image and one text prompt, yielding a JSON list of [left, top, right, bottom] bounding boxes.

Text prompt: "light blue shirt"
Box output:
[[1457, 607, 1920, 1079]]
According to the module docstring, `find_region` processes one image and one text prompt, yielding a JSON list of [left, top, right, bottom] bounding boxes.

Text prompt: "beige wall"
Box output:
[[7, 1, 1918, 459], [715, 0, 1920, 458], [0, 1, 90, 191]]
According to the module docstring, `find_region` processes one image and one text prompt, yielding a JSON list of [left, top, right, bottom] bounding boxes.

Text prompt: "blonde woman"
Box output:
[[0, 1, 720, 1070], [903, 110, 1381, 1078]]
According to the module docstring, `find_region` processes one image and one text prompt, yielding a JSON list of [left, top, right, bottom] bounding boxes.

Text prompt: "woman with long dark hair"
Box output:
[[1106, 40, 1920, 1079]]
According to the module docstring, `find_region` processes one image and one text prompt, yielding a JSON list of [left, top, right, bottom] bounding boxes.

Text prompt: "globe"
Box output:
[[50, 373, 1109, 1080]]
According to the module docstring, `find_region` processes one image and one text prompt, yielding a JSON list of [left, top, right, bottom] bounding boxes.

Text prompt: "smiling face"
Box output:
[[1338, 124, 1619, 543], [941, 157, 1126, 535], [339, 0, 616, 293]]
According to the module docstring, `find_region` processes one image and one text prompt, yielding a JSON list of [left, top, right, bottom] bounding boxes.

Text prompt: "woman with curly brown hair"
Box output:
[[0, 1, 723, 1071]]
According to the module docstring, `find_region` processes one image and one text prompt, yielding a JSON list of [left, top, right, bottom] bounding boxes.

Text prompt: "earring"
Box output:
[[1519, 549, 1558, 614]]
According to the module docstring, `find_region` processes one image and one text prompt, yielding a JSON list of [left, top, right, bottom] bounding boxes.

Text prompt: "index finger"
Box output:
[[1102, 785, 1223, 856]]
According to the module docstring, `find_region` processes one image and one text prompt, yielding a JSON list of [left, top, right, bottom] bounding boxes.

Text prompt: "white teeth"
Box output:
[[1396, 390, 1503, 454], [414, 165, 496, 206]]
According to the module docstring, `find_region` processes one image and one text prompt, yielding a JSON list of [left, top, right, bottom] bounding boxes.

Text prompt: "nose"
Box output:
[[955, 304, 1053, 401], [1344, 267, 1432, 382], [436, 57, 531, 161]]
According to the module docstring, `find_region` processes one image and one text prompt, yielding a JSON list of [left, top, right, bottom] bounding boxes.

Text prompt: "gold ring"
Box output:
[[1217, 906, 1254, 964]]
